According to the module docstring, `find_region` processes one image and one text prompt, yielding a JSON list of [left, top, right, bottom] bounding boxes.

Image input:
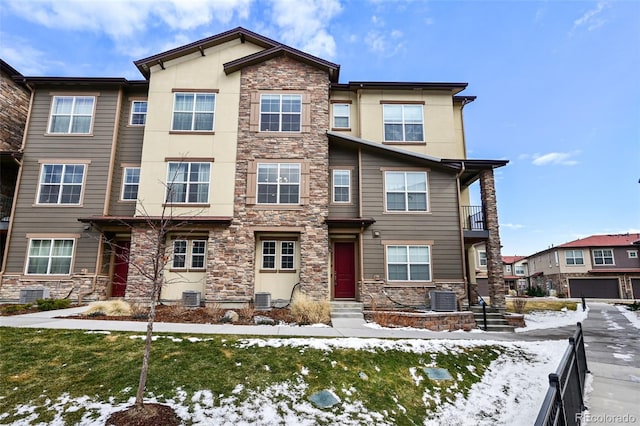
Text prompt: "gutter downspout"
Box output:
[[358, 147, 365, 299]]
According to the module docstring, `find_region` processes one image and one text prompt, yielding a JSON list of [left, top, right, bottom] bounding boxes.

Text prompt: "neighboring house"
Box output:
[[0, 28, 508, 309], [502, 255, 527, 295], [0, 60, 30, 264], [526, 233, 640, 299]]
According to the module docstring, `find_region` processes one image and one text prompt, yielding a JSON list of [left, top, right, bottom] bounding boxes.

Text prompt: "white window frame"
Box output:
[[172, 240, 188, 269], [628, 250, 638, 259], [505, 265, 512, 273], [259, 94, 302, 132], [48, 96, 95, 134], [565, 250, 584, 265], [130, 100, 147, 126], [332, 169, 351, 203], [171, 239, 206, 270], [593, 249, 614, 265], [25, 238, 75, 275], [165, 162, 211, 204], [260, 240, 296, 271], [384, 171, 428, 212], [256, 163, 301, 205], [383, 104, 424, 142], [515, 265, 525, 276], [171, 92, 216, 131], [37, 163, 86, 205], [478, 250, 487, 267], [332, 103, 350, 129], [386, 244, 432, 282], [121, 167, 140, 201]]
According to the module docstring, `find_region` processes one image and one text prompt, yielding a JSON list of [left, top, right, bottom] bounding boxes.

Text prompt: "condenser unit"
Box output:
[[19, 288, 50, 304], [182, 291, 201, 307], [429, 291, 458, 312], [254, 292, 271, 310]]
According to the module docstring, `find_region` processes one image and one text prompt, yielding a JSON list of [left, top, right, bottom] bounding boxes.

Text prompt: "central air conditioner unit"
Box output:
[[19, 288, 50, 304], [182, 291, 201, 307], [429, 291, 458, 312], [254, 292, 271, 310]]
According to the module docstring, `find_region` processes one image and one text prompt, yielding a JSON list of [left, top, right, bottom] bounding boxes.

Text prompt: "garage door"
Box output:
[[569, 278, 619, 299], [632, 278, 640, 299]]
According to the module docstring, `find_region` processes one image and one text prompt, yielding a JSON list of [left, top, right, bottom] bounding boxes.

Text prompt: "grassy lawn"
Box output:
[[506, 299, 578, 314], [0, 328, 510, 425]]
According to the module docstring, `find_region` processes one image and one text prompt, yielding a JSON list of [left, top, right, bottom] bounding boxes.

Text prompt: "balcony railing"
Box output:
[[461, 205, 485, 231], [0, 194, 13, 220]]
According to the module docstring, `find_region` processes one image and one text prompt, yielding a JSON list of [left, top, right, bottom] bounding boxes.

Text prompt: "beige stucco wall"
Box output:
[[161, 271, 207, 300], [137, 39, 263, 217], [253, 240, 300, 300]]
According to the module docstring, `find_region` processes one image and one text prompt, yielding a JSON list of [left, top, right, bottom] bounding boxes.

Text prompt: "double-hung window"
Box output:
[[515, 265, 525, 275], [37, 164, 86, 205], [172, 239, 207, 270], [332, 170, 351, 203], [261, 240, 296, 271], [130, 100, 147, 125], [166, 162, 210, 204], [386, 245, 431, 281], [385, 171, 428, 212], [172, 92, 215, 131], [260, 94, 301, 132], [48, 96, 95, 134], [478, 251, 487, 267], [121, 167, 140, 201], [26, 238, 74, 275], [383, 104, 424, 142], [565, 250, 584, 265], [257, 163, 300, 204], [592, 249, 614, 265], [332, 103, 350, 129]]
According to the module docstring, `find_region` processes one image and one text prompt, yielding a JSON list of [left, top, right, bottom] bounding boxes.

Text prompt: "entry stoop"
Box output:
[[330, 301, 366, 327], [470, 305, 515, 332]]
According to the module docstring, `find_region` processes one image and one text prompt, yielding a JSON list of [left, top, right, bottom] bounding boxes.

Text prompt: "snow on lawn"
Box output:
[[3, 338, 567, 425], [515, 306, 589, 332], [616, 304, 640, 329]]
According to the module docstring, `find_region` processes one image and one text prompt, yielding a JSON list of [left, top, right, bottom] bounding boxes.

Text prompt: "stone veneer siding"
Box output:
[[479, 169, 506, 308], [0, 273, 108, 302], [359, 280, 467, 310], [0, 69, 29, 153], [363, 310, 476, 331], [207, 56, 330, 302]]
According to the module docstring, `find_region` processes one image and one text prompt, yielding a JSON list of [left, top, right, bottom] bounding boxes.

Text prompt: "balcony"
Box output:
[[461, 205, 488, 242], [0, 194, 12, 230]]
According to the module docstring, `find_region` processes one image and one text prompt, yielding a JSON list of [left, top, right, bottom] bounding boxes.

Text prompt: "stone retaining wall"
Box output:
[[364, 310, 476, 331]]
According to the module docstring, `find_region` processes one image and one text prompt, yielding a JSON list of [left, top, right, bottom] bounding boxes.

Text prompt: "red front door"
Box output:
[[112, 241, 130, 297], [334, 242, 356, 299]]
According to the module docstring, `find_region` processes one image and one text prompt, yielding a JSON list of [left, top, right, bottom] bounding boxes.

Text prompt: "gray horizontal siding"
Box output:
[[360, 151, 463, 280], [328, 144, 359, 217], [5, 86, 121, 273]]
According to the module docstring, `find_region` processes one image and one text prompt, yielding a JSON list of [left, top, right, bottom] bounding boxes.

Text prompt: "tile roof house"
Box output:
[[0, 28, 509, 310], [526, 233, 640, 299]]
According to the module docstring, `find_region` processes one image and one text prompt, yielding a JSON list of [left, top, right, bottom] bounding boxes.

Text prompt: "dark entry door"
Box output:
[[334, 242, 356, 298], [112, 241, 130, 297]]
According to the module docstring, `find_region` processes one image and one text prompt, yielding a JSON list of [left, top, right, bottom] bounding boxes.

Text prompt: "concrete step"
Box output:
[[330, 301, 364, 321]]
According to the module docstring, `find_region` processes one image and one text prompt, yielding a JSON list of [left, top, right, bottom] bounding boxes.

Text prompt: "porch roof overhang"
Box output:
[[325, 217, 376, 228], [441, 159, 510, 188], [78, 215, 233, 231]]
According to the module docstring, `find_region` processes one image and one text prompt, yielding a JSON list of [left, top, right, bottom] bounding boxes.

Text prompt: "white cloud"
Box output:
[[531, 151, 580, 166], [365, 29, 404, 56], [501, 223, 525, 230], [269, 0, 342, 58], [573, 1, 610, 32], [0, 33, 66, 75]]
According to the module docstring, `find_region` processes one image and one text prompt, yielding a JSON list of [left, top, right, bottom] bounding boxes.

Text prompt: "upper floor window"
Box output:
[[628, 250, 638, 259], [565, 250, 584, 265], [257, 163, 300, 204], [332, 169, 351, 203], [593, 249, 614, 265], [385, 171, 428, 212], [130, 100, 147, 126], [515, 265, 525, 275], [172, 92, 215, 131], [383, 104, 423, 142], [165, 162, 210, 204], [478, 250, 487, 267], [172, 239, 206, 270], [37, 164, 86, 205], [121, 167, 140, 201], [26, 238, 74, 275], [261, 240, 296, 271], [386, 244, 431, 281], [505, 265, 512, 273], [332, 103, 350, 129], [260, 94, 301, 132], [48, 96, 95, 134]]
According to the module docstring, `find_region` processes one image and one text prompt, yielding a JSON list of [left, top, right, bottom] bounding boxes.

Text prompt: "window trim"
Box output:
[[259, 93, 302, 133], [478, 250, 487, 267], [384, 242, 433, 283], [382, 103, 425, 143], [47, 95, 97, 135], [129, 100, 148, 126], [383, 170, 429, 213], [170, 91, 217, 132], [332, 169, 351, 204], [259, 239, 297, 272], [515, 265, 526, 276], [164, 161, 211, 205], [628, 250, 638, 259], [249, 91, 311, 134], [171, 239, 207, 271], [121, 166, 140, 201], [592, 249, 615, 265], [332, 103, 350, 130], [35, 161, 89, 206], [246, 159, 310, 207], [565, 249, 584, 265], [25, 237, 76, 275]]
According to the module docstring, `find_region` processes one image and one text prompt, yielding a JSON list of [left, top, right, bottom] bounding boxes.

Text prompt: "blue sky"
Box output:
[[1, 0, 639, 256]]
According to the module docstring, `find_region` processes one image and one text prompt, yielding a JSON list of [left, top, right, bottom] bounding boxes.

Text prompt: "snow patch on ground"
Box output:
[[616, 305, 640, 329], [612, 353, 633, 361], [515, 307, 589, 332]]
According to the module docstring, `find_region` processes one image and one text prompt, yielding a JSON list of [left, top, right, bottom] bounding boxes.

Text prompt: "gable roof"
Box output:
[[134, 26, 339, 81], [560, 233, 640, 248], [503, 255, 526, 264]]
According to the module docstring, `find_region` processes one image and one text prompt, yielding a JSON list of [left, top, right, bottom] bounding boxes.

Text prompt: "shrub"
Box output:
[[84, 300, 132, 317], [627, 301, 640, 312], [1, 304, 33, 314], [238, 303, 255, 321], [511, 298, 528, 314], [36, 298, 71, 311], [525, 286, 546, 297], [206, 303, 224, 322], [290, 292, 330, 325]]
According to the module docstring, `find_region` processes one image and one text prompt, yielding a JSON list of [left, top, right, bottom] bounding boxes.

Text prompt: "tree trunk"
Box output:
[[135, 281, 160, 407]]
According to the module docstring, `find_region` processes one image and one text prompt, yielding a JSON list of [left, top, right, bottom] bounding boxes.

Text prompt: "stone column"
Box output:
[[479, 169, 506, 308]]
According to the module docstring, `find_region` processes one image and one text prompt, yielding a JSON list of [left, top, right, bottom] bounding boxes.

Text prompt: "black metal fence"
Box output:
[[461, 205, 485, 230], [534, 322, 590, 426]]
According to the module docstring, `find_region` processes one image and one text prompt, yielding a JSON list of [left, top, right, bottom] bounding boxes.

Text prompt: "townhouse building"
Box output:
[[527, 233, 640, 299], [0, 28, 508, 309]]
